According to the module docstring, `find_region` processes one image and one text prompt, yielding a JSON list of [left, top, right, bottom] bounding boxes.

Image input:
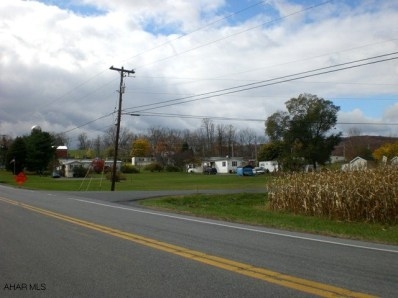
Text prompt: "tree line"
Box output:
[[3, 93, 390, 174]]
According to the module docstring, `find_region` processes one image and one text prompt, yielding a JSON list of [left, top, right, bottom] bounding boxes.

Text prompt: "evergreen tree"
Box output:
[[6, 137, 27, 174], [25, 130, 55, 173]]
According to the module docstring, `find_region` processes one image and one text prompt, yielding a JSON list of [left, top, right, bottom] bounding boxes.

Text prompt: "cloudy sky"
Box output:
[[1, 0, 397, 147]]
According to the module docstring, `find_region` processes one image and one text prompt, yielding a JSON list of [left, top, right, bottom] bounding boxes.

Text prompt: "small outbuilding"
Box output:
[[341, 156, 367, 171]]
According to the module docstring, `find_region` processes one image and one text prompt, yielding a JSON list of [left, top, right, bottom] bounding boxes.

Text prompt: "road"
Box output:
[[1, 185, 397, 297]]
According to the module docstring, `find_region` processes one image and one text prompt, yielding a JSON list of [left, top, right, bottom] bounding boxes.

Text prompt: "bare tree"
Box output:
[[92, 135, 102, 158], [52, 132, 70, 147], [201, 118, 215, 156], [226, 125, 236, 157], [216, 124, 227, 156], [238, 128, 257, 158], [348, 127, 362, 137], [102, 126, 134, 161], [77, 133, 90, 150]]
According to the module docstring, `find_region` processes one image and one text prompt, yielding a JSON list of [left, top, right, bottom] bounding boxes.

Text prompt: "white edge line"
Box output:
[[69, 197, 398, 254]]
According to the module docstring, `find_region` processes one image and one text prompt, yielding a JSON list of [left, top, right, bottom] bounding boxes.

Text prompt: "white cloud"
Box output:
[[1, 0, 398, 145]]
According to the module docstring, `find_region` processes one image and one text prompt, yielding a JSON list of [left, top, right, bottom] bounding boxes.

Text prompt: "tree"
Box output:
[[91, 158, 105, 173], [25, 129, 55, 173], [201, 118, 215, 156], [131, 138, 151, 157], [78, 133, 90, 150], [102, 126, 134, 161], [265, 93, 341, 170], [373, 141, 398, 161], [257, 142, 284, 162], [52, 132, 70, 147], [6, 137, 27, 174]]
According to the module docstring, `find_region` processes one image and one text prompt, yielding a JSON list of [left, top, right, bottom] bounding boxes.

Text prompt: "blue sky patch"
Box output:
[[36, 0, 105, 16]]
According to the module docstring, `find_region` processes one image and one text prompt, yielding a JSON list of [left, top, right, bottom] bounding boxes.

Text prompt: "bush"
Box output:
[[165, 165, 181, 172], [144, 163, 163, 172], [121, 164, 140, 174], [267, 166, 398, 224], [73, 165, 88, 178]]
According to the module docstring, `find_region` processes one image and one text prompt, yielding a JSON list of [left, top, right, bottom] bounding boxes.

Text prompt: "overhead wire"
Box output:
[[130, 112, 398, 126], [52, 1, 397, 135], [123, 52, 398, 113], [60, 51, 398, 135], [28, 0, 332, 117]]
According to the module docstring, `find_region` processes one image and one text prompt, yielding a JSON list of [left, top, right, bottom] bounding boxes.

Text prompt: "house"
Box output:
[[60, 160, 84, 178], [391, 156, 398, 165], [131, 157, 156, 167], [201, 157, 244, 174], [329, 155, 345, 164], [341, 156, 367, 171], [259, 161, 278, 172], [57, 158, 121, 177]]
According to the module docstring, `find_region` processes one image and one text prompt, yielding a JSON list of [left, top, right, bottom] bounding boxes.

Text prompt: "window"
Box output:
[[222, 161, 226, 167], [232, 161, 237, 166]]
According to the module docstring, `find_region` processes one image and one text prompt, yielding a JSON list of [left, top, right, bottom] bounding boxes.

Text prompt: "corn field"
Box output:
[[267, 166, 398, 224]]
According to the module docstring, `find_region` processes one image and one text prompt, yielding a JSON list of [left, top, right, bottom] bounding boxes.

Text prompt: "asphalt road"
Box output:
[[1, 185, 397, 297]]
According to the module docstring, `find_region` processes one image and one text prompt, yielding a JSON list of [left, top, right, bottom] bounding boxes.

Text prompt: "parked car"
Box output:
[[236, 166, 254, 176], [52, 171, 61, 178], [253, 167, 265, 175], [203, 167, 217, 175]]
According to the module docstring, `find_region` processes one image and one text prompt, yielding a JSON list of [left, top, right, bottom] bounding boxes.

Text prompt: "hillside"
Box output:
[[333, 135, 398, 160]]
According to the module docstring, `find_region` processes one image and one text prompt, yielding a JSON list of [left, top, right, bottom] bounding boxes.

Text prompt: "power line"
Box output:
[[25, 1, 392, 121], [128, 111, 398, 126], [60, 51, 398, 135], [21, 1, 270, 120], [124, 52, 398, 113]]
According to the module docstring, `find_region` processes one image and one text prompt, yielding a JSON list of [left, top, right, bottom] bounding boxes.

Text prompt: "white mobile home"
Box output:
[[202, 157, 244, 174], [259, 161, 278, 172]]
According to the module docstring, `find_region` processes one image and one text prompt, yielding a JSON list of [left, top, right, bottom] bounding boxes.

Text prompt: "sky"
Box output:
[[1, 0, 398, 147]]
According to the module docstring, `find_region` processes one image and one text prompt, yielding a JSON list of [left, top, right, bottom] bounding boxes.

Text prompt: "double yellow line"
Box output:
[[0, 196, 377, 297]]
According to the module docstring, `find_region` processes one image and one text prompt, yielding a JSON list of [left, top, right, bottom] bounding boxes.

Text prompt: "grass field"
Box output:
[[1, 170, 397, 245], [0, 170, 267, 191]]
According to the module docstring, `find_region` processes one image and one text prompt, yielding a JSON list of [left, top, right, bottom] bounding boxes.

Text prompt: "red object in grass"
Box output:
[[15, 172, 27, 185]]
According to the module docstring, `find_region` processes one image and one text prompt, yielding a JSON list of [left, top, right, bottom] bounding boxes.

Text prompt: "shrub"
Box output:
[[121, 164, 140, 174], [73, 165, 88, 178], [165, 165, 181, 172], [267, 166, 398, 224], [144, 163, 163, 172]]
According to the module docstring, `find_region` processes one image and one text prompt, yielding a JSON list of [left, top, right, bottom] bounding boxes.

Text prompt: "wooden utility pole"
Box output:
[[109, 66, 135, 191]]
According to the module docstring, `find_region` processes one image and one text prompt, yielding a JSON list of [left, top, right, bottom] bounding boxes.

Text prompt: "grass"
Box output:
[[1, 169, 397, 245], [141, 193, 398, 245], [0, 170, 267, 191]]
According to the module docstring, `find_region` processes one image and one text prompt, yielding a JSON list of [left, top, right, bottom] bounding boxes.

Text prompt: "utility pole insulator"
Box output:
[[109, 66, 135, 191]]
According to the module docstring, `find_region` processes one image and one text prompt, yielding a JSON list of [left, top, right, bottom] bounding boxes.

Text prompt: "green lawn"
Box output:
[[141, 193, 398, 245], [0, 170, 268, 191]]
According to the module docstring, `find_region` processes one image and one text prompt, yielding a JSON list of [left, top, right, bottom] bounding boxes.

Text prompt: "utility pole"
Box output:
[[109, 66, 135, 191]]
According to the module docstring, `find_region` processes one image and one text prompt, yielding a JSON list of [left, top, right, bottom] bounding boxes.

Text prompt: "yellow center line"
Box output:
[[0, 196, 377, 298]]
